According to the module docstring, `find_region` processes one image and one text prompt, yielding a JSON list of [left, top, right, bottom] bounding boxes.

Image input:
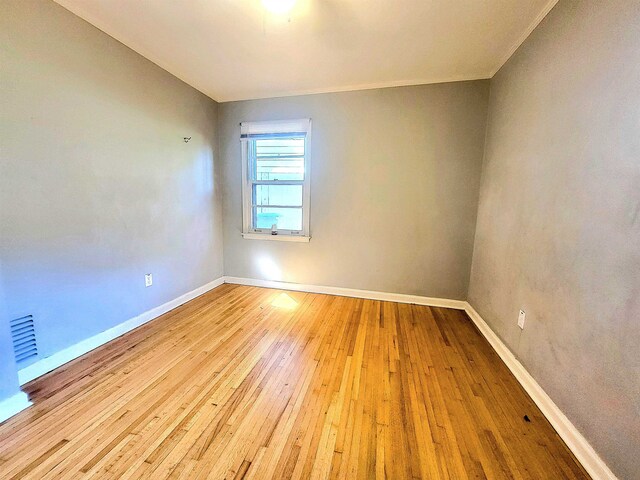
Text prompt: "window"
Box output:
[[241, 119, 311, 241]]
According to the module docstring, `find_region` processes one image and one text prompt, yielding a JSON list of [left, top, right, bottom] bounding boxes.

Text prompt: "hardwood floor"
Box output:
[[0, 284, 588, 479]]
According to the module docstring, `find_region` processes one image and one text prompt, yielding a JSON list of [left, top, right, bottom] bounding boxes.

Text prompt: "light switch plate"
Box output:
[[518, 309, 526, 329]]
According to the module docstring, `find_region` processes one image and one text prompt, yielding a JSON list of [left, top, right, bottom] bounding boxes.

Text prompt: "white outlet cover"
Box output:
[[518, 309, 525, 329], [145, 273, 153, 287]]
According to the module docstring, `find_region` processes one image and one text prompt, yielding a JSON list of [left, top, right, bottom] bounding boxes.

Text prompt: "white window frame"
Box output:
[[240, 119, 311, 242]]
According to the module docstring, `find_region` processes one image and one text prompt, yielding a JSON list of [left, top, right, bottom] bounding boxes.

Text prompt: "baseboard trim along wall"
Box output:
[[16, 276, 464, 388], [225, 277, 617, 480], [17, 277, 225, 385], [463, 303, 618, 480], [223, 276, 468, 310], [0, 392, 32, 424], [10, 275, 616, 479]]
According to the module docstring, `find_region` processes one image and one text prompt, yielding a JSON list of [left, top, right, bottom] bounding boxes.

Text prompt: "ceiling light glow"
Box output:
[[262, 0, 297, 15]]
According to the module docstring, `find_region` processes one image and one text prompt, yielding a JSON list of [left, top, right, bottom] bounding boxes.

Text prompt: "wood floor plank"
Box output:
[[0, 285, 589, 479]]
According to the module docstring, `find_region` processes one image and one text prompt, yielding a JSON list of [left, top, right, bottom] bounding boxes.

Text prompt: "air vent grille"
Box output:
[[10, 315, 38, 363]]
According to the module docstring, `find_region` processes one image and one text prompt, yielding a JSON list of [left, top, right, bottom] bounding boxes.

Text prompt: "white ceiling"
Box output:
[[54, 0, 558, 102]]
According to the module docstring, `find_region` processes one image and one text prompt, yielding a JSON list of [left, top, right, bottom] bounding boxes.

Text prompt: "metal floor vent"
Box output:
[[10, 315, 38, 363]]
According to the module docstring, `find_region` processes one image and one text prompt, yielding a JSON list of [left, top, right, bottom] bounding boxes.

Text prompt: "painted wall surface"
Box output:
[[0, 0, 224, 398], [468, 1, 640, 478], [0, 264, 21, 400], [219, 82, 489, 299]]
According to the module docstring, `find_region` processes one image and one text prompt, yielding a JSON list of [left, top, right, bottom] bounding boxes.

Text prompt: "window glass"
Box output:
[[253, 207, 303, 231], [253, 138, 305, 181], [253, 184, 303, 207]]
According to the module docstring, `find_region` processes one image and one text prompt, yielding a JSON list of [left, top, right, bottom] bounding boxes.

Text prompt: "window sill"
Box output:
[[241, 233, 310, 243]]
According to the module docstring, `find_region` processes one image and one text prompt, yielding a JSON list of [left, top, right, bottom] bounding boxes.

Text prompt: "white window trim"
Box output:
[[241, 232, 310, 242], [240, 119, 311, 241]]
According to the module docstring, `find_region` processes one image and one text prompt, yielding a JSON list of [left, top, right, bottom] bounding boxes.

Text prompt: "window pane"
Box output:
[[253, 137, 305, 181], [253, 184, 302, 207], [254, 207, 303, 231]]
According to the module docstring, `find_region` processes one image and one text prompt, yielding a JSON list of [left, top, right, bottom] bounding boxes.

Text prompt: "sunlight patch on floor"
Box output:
[[271, 292, 298, 310]]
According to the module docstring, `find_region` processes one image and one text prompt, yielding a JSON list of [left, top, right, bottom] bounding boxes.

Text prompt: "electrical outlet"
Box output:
[[518, 309, 526, 329], [145, 273, 153, 287]]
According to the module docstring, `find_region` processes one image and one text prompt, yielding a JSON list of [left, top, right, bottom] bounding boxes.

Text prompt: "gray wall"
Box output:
[[468, 1, 640, 478], [0, 264, 21, 400], [2, 1, 635, 476], [0, 0, 223, 400], [219, 83, 489, 299]]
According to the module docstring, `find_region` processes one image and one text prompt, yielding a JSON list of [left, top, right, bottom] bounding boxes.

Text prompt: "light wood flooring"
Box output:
[[0, 284, 589, 479]]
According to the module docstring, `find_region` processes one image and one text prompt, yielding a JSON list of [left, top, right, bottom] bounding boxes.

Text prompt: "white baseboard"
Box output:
[[18, 277, 225, 385], [463, 302, 618, 480], [0, 392, 31, 424], [225, 278, 616, 478], [10, 273, 616, 479], [223, 276, 467, 310]]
